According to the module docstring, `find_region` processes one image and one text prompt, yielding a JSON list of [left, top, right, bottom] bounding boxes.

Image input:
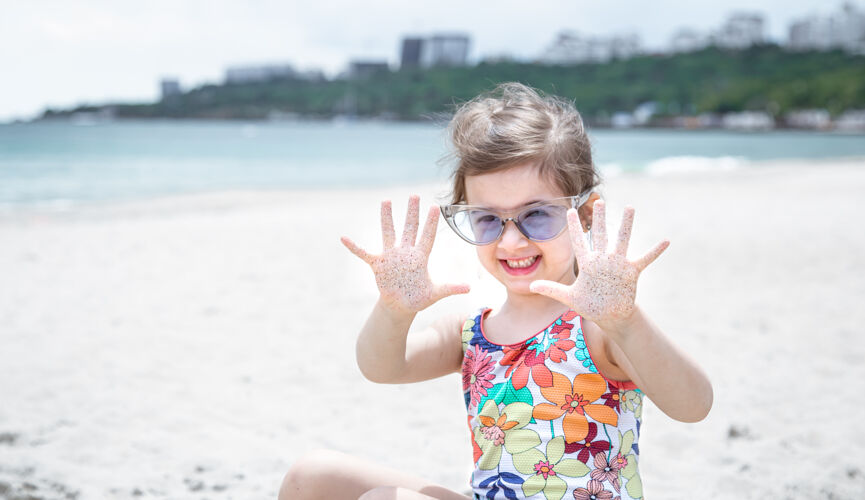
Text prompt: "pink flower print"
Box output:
[[481, 424, 505, 446], [590, 452, 622, 492], [573, 479, 614, 500], [478, 412, 518, 448], [533, 460, 556, 480], [462, 345, 495, 408]]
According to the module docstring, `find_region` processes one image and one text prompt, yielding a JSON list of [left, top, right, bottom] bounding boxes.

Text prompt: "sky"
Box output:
[[0, 0, 853, 122]]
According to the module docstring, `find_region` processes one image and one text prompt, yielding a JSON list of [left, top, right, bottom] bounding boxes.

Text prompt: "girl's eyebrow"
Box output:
[[505, 199, 547, 210], [471, 198, 549, 211]]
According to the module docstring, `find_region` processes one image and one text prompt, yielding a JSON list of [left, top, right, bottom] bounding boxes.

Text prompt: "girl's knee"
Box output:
[[279, 449, 344, 500]]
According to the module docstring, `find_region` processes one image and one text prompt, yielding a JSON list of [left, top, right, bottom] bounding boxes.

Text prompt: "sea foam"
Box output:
[[645, 155, 746, 176]]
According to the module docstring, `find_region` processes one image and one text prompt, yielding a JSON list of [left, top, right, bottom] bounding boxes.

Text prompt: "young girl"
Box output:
[[280, 83, 712, 500]]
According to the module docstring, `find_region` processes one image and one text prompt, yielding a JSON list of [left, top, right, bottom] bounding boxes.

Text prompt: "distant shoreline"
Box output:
[[3, 116, 864, 135], [13, 47, 865, 131]]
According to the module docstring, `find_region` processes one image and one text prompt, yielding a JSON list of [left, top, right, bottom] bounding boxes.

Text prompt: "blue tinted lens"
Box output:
[[516, 205, 568, 241], [451, 210, 500, 244], [467, 210, 504, 243]]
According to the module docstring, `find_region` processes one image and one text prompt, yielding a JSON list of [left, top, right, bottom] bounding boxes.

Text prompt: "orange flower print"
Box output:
[[500, 312, 577, 390], [532, 372, 619, 443], [500, 347, 553, 390]]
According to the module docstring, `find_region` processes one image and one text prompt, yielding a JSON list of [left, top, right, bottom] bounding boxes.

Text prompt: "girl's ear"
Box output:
[[577, 193, 601, 232]]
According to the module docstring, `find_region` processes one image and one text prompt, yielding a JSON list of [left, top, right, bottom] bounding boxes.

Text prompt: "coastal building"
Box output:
[[785, 109, 832, 130], [160, 78, 181, 100], [721, 111, 775, 130], [633, 102, 659, 126], [400, 38, 424, 68], [539, 31, 642, 64], [399, 33, 471, 69], [347, 60, 390, 79], [421, 34, 471, 67], [835, 109, 865, 131], [787, 3, 865, 54], [225, 64, 296, 84], [610, 112, 635, 128], [712, 12, 766, 49]]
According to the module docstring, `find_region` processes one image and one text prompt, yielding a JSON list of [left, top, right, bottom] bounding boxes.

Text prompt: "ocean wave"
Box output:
[[645, 156, 746, 176]]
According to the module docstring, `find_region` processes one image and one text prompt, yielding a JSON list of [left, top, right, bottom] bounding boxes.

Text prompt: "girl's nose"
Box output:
[[499, 220, 529, 249]]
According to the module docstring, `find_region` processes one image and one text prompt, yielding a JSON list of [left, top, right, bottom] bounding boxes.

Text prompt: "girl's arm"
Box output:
[[342, 196, 470, 384], [355, 302, 465, 384], [585, 310, 713, 422], [530, 201, 713, 422]]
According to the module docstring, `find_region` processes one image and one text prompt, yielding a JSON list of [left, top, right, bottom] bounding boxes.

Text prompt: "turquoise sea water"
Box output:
[[1, 120, 863, 207]]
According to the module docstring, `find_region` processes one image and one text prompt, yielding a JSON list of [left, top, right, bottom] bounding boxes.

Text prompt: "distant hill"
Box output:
[[42, 45, 865, 123]]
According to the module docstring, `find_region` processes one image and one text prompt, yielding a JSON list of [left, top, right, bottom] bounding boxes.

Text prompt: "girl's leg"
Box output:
[[279, 449, 471, 500]]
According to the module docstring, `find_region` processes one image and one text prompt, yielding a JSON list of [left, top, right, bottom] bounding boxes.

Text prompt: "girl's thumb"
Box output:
[[434, 283, 471, 300], [529, 280, 570, 305]]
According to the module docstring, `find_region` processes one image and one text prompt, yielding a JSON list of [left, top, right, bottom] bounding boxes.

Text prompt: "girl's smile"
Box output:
[[500, 255, 541, 274], [464, 162, 579, 297]]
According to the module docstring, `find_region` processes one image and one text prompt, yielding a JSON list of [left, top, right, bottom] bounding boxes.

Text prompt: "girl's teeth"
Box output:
[[506, 256, 537, 268]]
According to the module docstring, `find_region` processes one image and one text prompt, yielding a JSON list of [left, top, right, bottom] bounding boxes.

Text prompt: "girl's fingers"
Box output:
[[529, 280, 572, 307], [591, 199, 607, 253], [417, 205, 440, 255], [340, 236, 374, 264], [432, 282, 471, 301], [634, 240, 670, 272], [614, 206, 635, 257], [401, 195, 421, 247], [381, 200, 396, 249], [567, 209, 588, 260]]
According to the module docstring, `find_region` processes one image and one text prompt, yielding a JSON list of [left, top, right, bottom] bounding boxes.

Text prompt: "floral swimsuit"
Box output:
[[461, 308, 645, 500]]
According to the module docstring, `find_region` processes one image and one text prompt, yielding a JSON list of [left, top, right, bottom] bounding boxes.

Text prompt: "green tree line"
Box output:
[[43, 45, 865, 122]]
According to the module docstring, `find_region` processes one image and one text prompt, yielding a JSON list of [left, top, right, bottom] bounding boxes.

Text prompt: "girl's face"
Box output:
[[464, 163, 577, 297]]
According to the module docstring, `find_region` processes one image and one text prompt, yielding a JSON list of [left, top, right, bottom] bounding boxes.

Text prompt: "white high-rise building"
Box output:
[[539, 31, 642, 64], [713, 12, 766, 49], [788, 3, 865, 54]]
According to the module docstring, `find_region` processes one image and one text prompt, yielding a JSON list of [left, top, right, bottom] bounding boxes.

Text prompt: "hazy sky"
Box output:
[[0, 1, 853, 121]]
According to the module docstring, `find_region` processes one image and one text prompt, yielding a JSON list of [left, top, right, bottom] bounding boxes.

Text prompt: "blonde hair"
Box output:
[[446, 82, 599, 204]]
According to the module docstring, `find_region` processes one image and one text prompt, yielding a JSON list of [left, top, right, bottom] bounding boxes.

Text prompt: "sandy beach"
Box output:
[[2, 158, 865, 499]]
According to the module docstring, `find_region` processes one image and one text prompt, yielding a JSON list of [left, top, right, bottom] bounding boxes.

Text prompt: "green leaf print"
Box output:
[[625, 469, 643, 498], [620, 452, 642, 499], [618, 430, 635, 457], [621, 454, 637, 479]]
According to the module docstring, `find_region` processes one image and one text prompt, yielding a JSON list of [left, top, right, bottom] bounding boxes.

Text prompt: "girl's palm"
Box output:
[[341, 196, 470, 313], [530, 201, 668, 328]]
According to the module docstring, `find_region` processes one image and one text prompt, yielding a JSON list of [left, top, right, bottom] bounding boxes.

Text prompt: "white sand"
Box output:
[[1, 159, 864, 499]]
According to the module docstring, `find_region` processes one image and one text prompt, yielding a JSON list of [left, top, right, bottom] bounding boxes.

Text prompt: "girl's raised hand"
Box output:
[[529, 201, 669, 331], [341, 195, 471, 314]]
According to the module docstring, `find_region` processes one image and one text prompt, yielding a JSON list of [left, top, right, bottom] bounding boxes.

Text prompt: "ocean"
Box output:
[[1, 120, 863, 208]]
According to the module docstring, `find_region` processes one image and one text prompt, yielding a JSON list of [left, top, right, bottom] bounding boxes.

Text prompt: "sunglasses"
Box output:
[[440, 190, 593, 246]]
